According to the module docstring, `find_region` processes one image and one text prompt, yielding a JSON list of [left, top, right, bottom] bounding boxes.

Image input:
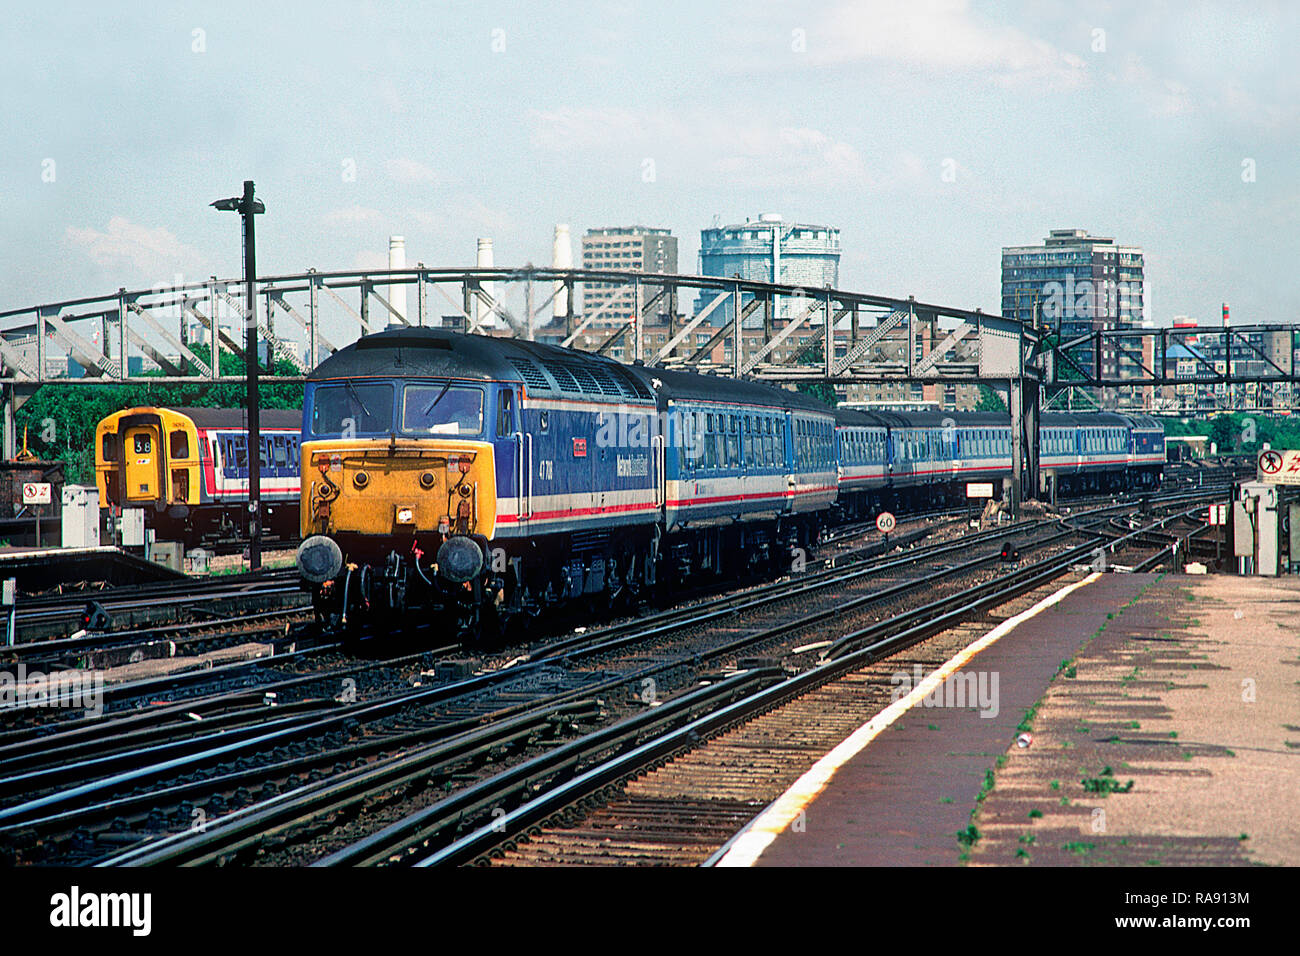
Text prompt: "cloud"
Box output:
[[65, 216, 205, 279], [529, 107, 873, 189], [385, 158, 442, 185], [1116, 55, 1193, 118], [808, 0, 1087, 88]]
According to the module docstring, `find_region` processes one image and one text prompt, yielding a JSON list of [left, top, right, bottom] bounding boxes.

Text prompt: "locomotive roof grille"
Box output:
[[508, 357, 550, 391], [540, 359, 581, 393]]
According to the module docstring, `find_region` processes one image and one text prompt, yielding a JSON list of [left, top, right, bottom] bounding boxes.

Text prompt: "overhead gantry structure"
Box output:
[[6, 265, 1294, 508]]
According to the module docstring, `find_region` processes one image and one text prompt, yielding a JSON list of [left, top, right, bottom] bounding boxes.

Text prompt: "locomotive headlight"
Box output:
[[396, 507, 415, 524], [353, 471, 370, 489], [458, 483, 472, 498], [420, 471, 436, 489]]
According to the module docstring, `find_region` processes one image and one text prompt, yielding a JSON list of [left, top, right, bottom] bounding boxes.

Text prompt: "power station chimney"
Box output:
[[476, 238, 495, 327], [388, 236, 406, 325], [1222, 302, 1230, 328], [552, 224, 572, 321]]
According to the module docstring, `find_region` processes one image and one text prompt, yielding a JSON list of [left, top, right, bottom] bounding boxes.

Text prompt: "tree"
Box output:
[[14, 343, 304, 484], [975, 385, 1007, 412], [1208, 414, 1236, 455], [791, 340, 838, 408]]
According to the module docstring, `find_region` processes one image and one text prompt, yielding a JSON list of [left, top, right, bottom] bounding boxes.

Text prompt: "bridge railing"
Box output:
[[0, 268, 1034, 388]]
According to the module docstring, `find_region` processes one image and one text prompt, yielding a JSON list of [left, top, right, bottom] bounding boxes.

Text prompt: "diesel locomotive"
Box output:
[[295, 328, 1163, 639]]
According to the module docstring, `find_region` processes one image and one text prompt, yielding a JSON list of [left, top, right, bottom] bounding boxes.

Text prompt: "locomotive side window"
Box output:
[[496, 390, 515, 439], [312, 383, 394, 436]]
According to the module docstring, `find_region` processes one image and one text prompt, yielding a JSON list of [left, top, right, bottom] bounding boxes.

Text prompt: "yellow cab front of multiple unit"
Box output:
[[95, 408, 202, 509]]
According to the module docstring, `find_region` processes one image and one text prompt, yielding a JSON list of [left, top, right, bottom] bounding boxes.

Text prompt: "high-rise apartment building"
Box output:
[[1002, 229, 1145, 406], [580, 226, 677, 326]]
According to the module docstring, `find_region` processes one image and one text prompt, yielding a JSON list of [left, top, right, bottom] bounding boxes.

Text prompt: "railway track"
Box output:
[[62, 490, 1215, 866], [0, 479, 1239, 867], [402, 501, 1211, 868]]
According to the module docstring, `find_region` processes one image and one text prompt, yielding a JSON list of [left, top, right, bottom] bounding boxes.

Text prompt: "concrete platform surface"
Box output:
[[734, 572, 1299, 866]]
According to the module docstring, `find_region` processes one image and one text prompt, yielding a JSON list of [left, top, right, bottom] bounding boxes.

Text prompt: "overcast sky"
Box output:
[[4, 0, 1296, 326]]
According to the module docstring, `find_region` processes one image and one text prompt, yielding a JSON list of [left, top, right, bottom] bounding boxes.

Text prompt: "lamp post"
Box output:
[[211, 181, 266, 570]]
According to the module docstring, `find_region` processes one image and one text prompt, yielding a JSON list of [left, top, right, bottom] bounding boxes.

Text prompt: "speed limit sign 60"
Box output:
[[876, 511, 896, 534]]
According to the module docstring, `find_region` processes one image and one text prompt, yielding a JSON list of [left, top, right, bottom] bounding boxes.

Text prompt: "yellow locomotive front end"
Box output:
[[299, 438, 496, 542], [294, 365, 505, 638]]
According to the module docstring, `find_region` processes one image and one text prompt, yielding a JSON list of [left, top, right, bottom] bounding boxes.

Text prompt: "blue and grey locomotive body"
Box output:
[[296, 327, 1163, 637]]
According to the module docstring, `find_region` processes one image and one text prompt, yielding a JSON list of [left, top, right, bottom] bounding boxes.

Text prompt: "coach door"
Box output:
[[123, 423, 163, 503]]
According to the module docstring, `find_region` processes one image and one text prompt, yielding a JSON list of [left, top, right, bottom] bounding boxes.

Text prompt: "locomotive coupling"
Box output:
[[298, 535, 345, 584]]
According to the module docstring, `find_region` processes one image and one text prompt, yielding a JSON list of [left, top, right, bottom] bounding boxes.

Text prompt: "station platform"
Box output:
[[717, 571, 1300, 867], [0, 545, 185, 592]]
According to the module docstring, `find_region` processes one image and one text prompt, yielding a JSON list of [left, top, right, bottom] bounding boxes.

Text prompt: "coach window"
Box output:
[[169, 430, 189, 460], [233, 436, 248, 470], [273, 436, 288, 468]]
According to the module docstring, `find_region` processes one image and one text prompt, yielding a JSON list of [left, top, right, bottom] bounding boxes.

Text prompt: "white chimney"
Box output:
[[388, 236, 406, 325], [476, 238, 495, 326], [552, 224, 572, 321]]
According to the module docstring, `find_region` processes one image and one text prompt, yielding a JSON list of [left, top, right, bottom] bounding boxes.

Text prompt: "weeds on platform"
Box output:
[[1081, 766, 1134, 795]]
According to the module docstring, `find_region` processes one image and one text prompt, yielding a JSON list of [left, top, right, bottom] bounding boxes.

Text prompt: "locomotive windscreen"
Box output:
[[311, 383, 394, 436], [400, 384, 484, 436]]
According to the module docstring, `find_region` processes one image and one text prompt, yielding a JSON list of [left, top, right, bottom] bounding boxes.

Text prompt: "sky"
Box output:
[[3, 0, 1297, 327]]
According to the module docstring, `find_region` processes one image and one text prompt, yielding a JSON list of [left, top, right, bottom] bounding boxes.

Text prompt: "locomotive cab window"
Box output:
[[402, 383, 483, 436], [312, 383, 394, 436], [169, 430, 189, 460], [102, 433, 118, 462]]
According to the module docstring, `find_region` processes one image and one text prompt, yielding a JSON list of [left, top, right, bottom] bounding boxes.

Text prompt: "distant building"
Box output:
[[696, 214, 840, 323], [580, 226, 677, 329], [1002, 229, 1145, 407]]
